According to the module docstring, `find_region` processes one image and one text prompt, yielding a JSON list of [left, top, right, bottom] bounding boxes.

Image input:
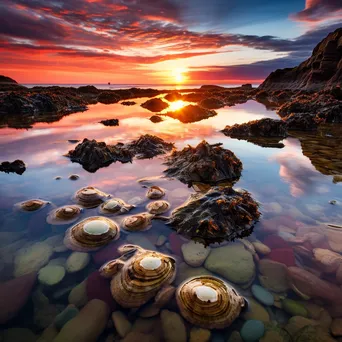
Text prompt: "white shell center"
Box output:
[[83, 189, 97, 195], [140, 256, 161, 270], [64, 207, 74, 213], [104, 200, 119, 210], [195, 285, 218, 303], [83, 220, 109, 235]]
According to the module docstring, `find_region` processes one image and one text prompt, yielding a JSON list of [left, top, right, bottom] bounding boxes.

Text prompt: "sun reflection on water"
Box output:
[[168, 100, 187, 111]]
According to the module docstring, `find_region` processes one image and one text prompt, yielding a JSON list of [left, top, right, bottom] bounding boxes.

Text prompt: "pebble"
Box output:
[[227, 331, 244, 342], [38, 265, 65, 286], [161, 310, 187, 342], [53, 299, 110, 342], [331, 318, 342, 336], [282, 299, 308, 317], [68, 279, 88, 307], [181, 240, 211, 267], [155, 235, 167, 247], [252, 241, 271, 255], [48, 257, 67, 267], [285, 316, 317, 336], [189, 327, 211, 342], [54, 305, 79, 330], [251, 285, 274, 306], [112, 311, 132, 338], [69, 174, 80, 180], [66, 252, 90, 273], [55, 176, 62, 180], [243, 298, 270, 322], [329, 200, 337, 205], [240, 320, 265, 341], [259, 323, 292, 342]]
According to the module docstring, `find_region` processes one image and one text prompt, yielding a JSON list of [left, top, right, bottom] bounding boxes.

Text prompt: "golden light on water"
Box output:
[[168, 100, 187, 111]]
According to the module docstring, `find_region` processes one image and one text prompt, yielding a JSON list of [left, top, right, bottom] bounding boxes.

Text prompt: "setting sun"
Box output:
[[172, 68, 188, 84]]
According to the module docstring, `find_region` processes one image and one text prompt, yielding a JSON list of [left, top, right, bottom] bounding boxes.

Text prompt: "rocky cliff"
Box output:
[[259, 28, 342, 91]]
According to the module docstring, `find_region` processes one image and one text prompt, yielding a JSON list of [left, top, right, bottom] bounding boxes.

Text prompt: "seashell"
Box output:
[[73, 186, 111, 208], [64, 216, 120, 252], [46, 205, 83, 225], [122, 213, 154, 232], [176, 276, 245, 329], [146, 186, 165, 199], [146, 200, 170, 215], [99, 198, 134, 215], [14, 199, 49, 212], [108, 245, 176, 308]]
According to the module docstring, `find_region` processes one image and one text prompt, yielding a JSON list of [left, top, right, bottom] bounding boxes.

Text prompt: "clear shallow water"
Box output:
[[1, 97, 342, 341]]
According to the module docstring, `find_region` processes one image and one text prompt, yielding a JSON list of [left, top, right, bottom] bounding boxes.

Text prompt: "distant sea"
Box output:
[[23, 83, 260, 90]]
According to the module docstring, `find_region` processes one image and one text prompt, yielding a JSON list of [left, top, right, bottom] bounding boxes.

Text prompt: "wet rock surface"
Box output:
[[164, 104, 217, 123], [149, 115, 164, 123], [121, 101, 136, 106], [0, 160, 26, 174], [99, 118, 119, 126], [141, 98, 169, 112], [66, 135, 173, 172], [164, 141, 242, 185], [167, 186, 260, 244]]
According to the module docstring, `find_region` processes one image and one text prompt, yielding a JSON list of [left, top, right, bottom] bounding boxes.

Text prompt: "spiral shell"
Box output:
[[122, 213, 154, 232], [176, 276, 245, 329], [46, 205, 83, 225], [73, 186, 111, 208], [146, 200, 170, 215], [110, 246, 176, 308], [146, 186, 165, 199], [64, 216, 120, 252], [15, 199, 49, 212], [99, 198, 134, 215]]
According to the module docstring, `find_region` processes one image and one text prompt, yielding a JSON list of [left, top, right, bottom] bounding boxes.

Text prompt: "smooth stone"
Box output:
[[267, 248, 295, 267], [285, 316, 317, 336], [54, 305, 79, 330], [294, 325, 336, 342], [68, 279, 88, 307], [227, 331, 244, 342], [1, 328, 37, 342], [189, 328, 211, 342], [66, 252, 90, 273], [204, 244, 255, 285], [122, 331, 159, 342], [14, 241, 53, 277], [240, 320, 265, 342], [168, 232, 186, 256], [38, 265, 65, 286], [112, 311, 132, 338], [0, 231, 27, 247], [181, 240, 211, 267], [243, 298, 270, 322], [48, 257, 67, 267], [259, 323, 292, 342], [37, 324, 59, 342], [132, 317, 160, 334], [161, 310, 187, 342], [155, 235, 167, 247], [282, 299, 308, 317], [252, 241, 271, 255], [251, 285, 274, 306], [86, 271, 117, 311], [0, 271, 37, 324], [53, 299, 110, 342], [139, 303, 160, 318], [263, 236, 290, 249], [331, 318, 342, 337], [34, 303, 61, 329], [175, 262, 213, 286], [126, 234, 156, 251], [300, 301, 332, 328]]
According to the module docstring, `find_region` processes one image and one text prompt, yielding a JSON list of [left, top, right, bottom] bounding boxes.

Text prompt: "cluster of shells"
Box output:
[[99, 244, 246, 329]]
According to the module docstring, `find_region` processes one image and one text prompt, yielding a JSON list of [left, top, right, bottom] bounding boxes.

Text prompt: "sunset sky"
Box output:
[[1, 0, 341, 85]]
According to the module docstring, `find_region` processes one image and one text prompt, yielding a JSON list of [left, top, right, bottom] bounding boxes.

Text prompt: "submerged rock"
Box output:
[[149, 115, 164, 123], [164, 104, 216, 123], [167, 187, 260, 244], [0, 160, 26, 174], [141, 98, 169, 112], [99, 118, 119, 126], [121, 101, 136, 106], [164, 141, 242, 185]]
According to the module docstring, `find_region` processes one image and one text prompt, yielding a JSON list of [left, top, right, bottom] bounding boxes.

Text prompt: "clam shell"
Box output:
[[146, 200, 170, 215], [73, 186, 111, 208], [99, 198, 134, 215], [176, 276, 245, 329], [146, 186, 165, 199], [110, 249, 176, 308], [64, 216, 120, 252], [14, 199, 49, 212], [46, 205, 83, 225], [122, 213, 154, 232]]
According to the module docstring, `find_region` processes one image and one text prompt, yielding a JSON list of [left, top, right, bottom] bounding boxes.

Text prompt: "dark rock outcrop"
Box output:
[[149, 115, 164, 123], [100, 119, 119, 126], [0, 75, 25, 91], [0, 160, 26, 175], [66, 135, 174, 172], [259, 28, 342, 91], [141, 98, 169, 112], [283, 113, 319, 131], [164, 140, 242, 185], [121, 101, 136, 106], [166, 187, 260, 244], [164, 104, 217, 123], [77, 85, 99, 94], [199, 97, 225, 109], [0, 75, 17, 84], [127, 134, 174, 159], [164, 92, 182, 102], [97, 92, 121, 104]]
